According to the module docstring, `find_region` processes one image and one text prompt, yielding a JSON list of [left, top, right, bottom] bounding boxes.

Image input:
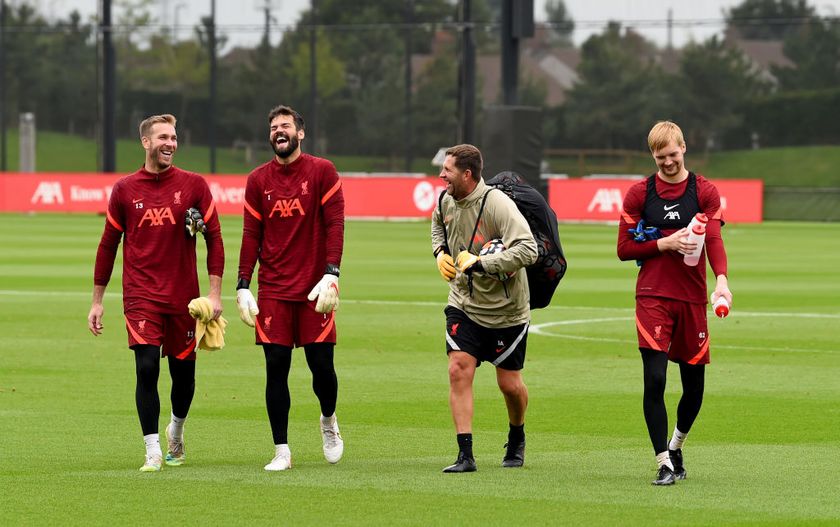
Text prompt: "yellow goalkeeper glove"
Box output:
[[436, 251, 456, 281], [455, 251, 482, 274]]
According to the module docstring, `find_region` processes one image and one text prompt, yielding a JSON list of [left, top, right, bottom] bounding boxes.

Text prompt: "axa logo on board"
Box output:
[[30, 181, 114, 205]]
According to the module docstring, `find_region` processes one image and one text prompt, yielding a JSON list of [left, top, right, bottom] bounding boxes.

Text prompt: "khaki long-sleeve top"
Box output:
[[431, 179, 538, 328]]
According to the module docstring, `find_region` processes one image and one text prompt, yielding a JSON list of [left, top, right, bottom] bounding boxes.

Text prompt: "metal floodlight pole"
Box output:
[[0, 0, 7, 171], [101, 0, 117, 172], [404, 0, 414, 172], [209, 0, 217, 173], [309, 0, 318, 154], [460, 0, 476, 145], [501, 0, 518, 105]]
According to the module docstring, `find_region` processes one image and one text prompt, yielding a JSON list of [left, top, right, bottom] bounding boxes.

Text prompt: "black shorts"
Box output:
[[444, 306, 528, 371]]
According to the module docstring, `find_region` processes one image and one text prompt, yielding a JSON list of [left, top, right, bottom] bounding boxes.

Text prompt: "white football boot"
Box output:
[[320, 414, 344, 464], [264, 444, 292, 471]]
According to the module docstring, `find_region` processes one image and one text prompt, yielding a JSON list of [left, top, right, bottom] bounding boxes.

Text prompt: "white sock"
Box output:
[[320, 414, 336, 427], [144, 433, 162, 458], [669, 427, 688, 451], [275, 444, 291, 456], [170, 413, 186, 439], [655, 450, 674, 471]]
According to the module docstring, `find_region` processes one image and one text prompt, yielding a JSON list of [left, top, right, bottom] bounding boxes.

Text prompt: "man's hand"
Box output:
[[208, 292, 223, 320], [88, 303, 104, 336], [307, 274, 339, 314], [436, 251, 456, 281], [711, 274, 733, 306], [656, 227, 694, 253], [236, 289, 259, 327], [185, 207, 206, 237], [455, 251, 481, 274]]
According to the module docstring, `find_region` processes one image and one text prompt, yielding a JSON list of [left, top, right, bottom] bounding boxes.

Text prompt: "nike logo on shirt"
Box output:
[[663, 204, 680, 211]]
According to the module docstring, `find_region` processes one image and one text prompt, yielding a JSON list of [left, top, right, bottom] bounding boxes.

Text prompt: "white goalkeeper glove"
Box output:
[[236, 288, 259, 327], [307, 273, 339, 314]]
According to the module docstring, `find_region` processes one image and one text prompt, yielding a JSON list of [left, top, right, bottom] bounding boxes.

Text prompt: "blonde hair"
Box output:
[[647, 121, 685, 152], [139, 114, 177, 139]]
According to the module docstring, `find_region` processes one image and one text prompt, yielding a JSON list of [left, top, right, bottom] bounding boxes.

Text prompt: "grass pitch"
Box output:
[[1, 214, 838, 526]]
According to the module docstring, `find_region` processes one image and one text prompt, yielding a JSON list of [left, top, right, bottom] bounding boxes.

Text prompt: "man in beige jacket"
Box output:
[[431, 144, 538, 473]]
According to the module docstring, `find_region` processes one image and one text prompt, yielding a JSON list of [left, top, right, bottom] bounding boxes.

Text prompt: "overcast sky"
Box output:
[[34, 0, 840, 50]]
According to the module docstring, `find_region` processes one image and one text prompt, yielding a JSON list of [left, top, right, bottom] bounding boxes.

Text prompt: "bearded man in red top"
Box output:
[[617, 121, 733, 486], [236, 105, 345, 471], [88, 114, 225, 472]]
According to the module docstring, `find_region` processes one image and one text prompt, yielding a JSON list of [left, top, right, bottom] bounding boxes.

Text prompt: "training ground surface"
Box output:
[[1, 215, 838, 526]]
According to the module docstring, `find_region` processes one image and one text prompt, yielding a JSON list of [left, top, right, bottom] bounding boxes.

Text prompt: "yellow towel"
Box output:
[[188, 297, 228, 351]]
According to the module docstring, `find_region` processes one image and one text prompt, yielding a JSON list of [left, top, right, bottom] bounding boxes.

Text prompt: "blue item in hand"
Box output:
[[627, 220, 661, 266]]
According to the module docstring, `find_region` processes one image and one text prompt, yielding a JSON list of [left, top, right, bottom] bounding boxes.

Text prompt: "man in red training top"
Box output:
[[617, 121, 733, 486], [236, 105, 345, 471], [87, 113, 224, 472]]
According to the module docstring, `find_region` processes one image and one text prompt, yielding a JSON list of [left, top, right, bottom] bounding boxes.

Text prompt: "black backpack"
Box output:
[[438, 171, 567, 309]]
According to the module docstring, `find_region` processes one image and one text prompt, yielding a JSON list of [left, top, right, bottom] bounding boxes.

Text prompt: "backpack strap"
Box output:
[[466, 188, 495, 254], [437, 190, 450, 255]]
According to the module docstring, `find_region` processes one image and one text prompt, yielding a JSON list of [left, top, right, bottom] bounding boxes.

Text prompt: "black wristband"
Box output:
[[433, 246, 446, 258], [325, 264, 340, 277], [236, 278, 250, 290]]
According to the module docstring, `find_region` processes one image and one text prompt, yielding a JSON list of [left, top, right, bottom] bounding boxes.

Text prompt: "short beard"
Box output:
[[271, 134, 300, 159]]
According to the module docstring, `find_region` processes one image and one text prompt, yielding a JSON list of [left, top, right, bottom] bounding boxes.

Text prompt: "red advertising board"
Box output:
[[0, 172, 448, 219], [546, 177, 763, 223], [0, 172, 763, 222]]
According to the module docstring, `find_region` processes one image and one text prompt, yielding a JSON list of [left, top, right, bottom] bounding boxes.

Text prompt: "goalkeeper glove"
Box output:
[[236, 286, 259, 327], [435, 250, 456, 281], [185, 207, 206, 237], [307, 273, 339, 314], [455, 250, 483, 274]]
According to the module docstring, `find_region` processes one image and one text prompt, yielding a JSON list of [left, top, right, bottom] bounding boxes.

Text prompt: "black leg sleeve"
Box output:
[[167, 355, 196, 420], [133, 345, 161, 436], [264, 344, 293, 445], [640, 348, 669, 454], [303, 343, 338, 418], [676, 361, 706, 434]]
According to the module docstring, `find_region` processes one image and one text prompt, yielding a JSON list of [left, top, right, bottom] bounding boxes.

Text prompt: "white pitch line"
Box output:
[[529, 318, 838, 354]]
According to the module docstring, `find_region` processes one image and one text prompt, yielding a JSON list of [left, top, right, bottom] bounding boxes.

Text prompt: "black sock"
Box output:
[[508, 423, 525, 444], [457, 433, 473, 458]]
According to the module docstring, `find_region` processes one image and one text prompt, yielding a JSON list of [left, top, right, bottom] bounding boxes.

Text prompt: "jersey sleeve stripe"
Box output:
[[124, 316, 148, 345], [635, 315, 662, 351], [107, 211, 124, 232], [320, 180, 342, 205], [244, 201, 263, 221], [203, 200, 217, 222], [314, 312, 335, 342], [710, 208, 722, 220], [620, 210, 635, 224]]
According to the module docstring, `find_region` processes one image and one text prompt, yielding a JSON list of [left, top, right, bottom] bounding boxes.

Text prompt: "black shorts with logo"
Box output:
[[444, 306, 528, 371]]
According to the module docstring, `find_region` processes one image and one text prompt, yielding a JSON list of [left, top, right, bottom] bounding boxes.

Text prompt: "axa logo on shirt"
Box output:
[[663, 211, 681, 220], [137, 207, 176, 227], [269, 198, 305, 218]]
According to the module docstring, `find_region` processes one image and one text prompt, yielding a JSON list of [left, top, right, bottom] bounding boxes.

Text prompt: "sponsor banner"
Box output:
[[547, 178, 763, 223], [0, 172, 447, 218]]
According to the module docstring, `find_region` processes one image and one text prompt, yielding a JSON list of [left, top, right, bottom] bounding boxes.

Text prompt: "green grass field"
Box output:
[[1, 214, 839, 525]]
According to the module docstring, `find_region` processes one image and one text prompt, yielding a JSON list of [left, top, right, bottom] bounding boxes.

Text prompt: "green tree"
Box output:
[[544, 0, 574, 46], [673, 36, 770, 150], [563, 22, 668, 149], [773, 18, 840, 90], [725, 0, 816, 40]]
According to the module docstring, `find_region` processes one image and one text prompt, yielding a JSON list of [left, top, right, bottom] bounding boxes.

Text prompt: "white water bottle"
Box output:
[[683, 223, 706, 266], [687, 212, 709, 232]]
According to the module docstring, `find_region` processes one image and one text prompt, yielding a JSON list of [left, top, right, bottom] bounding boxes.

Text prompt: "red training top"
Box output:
[[617, 173, 727, 304], [94, 166, 225, 313], [238, 153, 345, 301]]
